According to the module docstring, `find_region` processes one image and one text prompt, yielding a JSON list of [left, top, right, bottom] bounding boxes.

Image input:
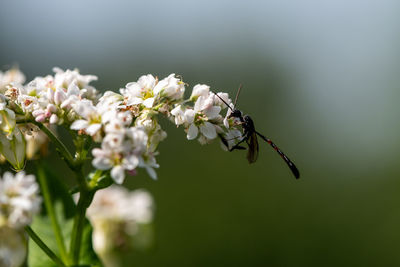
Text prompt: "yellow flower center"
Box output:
[[141, 88, 154, 100]]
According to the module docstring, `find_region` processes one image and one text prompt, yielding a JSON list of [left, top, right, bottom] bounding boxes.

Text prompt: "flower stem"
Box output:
[[37, 164, 70, 265], [70, 163, 91, 265], [25, 226, 67, 267], [70, 187, 92, 265]]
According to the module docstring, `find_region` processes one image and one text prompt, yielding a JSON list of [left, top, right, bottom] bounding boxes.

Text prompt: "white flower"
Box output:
[[92, 127, 148, 184], [184, 95, 221, 140], [134, 109, 155, 130], [153, 74, 185, 100], [87, 185, 154, 223], [194, 95, 221, 119], [0, 68, 26, 93], [87, 186, 154, 258], [190, 84, 210, 100], [54, 82, 81, 108], [92, 147, 138, 184], [98, 91, 124, 109], [0, 172, 41, 229], [170, 105, 186, 126], [138, 154, 159, 180], [0, 226, 27, 267], [53, 67, 98, 100], [121, 74, 158, 108], [213, 92, 231, 109], [186, 121, 217, 140], [70, 99, 102, 136]]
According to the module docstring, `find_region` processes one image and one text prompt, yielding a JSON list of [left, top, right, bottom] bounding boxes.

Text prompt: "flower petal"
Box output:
[[204, 106, 221, 119], [124, 154, 139, 170], [111, 165, 125, 184], [194, 95, 205, 112], [126, 97, 143, 106], [70, 120, 89, 130], [200, 122, 217, 139], [146, 167, 157, 180], [92, 156, 112, 170], [153, 79, 167, 95], [170, 105, 182, 116], [190, 84, 210, 99], [184, 109, 195, 124], [186, 124, 198, 140], [142, 97, 155, 108], [86, 123, 102, 136]]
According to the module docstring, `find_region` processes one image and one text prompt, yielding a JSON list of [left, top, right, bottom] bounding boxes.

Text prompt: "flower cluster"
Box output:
[[0, 67, 242, 184], [0, 171, 41, 229], [87, 185, 154, 263]]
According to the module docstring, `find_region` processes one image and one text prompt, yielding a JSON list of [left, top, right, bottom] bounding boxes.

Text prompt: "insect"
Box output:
[[214, 86, 300, 179]]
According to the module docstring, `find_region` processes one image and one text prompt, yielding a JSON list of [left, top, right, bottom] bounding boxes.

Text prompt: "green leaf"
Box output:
[[80, 220, 102, 267], [28, 215, 60, 267]]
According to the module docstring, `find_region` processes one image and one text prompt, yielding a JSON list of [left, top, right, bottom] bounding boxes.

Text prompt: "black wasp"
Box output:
[[214, 86, 300, 179]]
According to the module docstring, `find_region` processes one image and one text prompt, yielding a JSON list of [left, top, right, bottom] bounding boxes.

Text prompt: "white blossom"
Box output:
[[213, 92, 231, 108], [87, 186, 154, 260], [0, 68, 25, 94], [92, 127, 148, 184], [0, 226, 27, 267], [153, 74, 185, 100], [0, 66, 243, 184], [52, 67, 98, 100], [0, 172, 41, 229], [71, 99, 103, 136], [190, 84, 210, 100], [121, 74, 158, 108], [138, 154, 159, 180], [87, 185, 154, 223], [184, 94, 221, 140]]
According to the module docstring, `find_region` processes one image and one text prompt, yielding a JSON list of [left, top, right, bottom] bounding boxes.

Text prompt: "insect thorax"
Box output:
[[243, 115, 255, 131]]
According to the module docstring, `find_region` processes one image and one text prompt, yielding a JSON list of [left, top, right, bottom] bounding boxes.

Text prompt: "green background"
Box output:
[[1, 0, 400, 266]]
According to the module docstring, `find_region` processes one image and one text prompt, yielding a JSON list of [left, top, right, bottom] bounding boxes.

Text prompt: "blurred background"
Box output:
[[1, 0, 400, 266]]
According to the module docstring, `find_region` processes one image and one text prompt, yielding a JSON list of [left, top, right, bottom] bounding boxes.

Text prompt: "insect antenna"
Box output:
[[212, 92, 234, 112], [234, 84, 242, 107]]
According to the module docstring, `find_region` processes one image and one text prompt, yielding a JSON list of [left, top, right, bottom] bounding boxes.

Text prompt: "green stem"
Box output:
[[70, 165, 91, 265], [25, 226, 67, 267], [70, 188, 92, 265], [37, 165, 70, 265]]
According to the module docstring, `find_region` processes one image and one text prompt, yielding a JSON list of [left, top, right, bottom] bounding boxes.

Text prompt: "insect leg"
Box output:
[[229, 136, 248, 151], [219, 134, 246, 151]]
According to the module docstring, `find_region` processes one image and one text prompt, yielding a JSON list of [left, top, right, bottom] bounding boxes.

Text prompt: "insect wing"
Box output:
[[246, 132, 259, 163]]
